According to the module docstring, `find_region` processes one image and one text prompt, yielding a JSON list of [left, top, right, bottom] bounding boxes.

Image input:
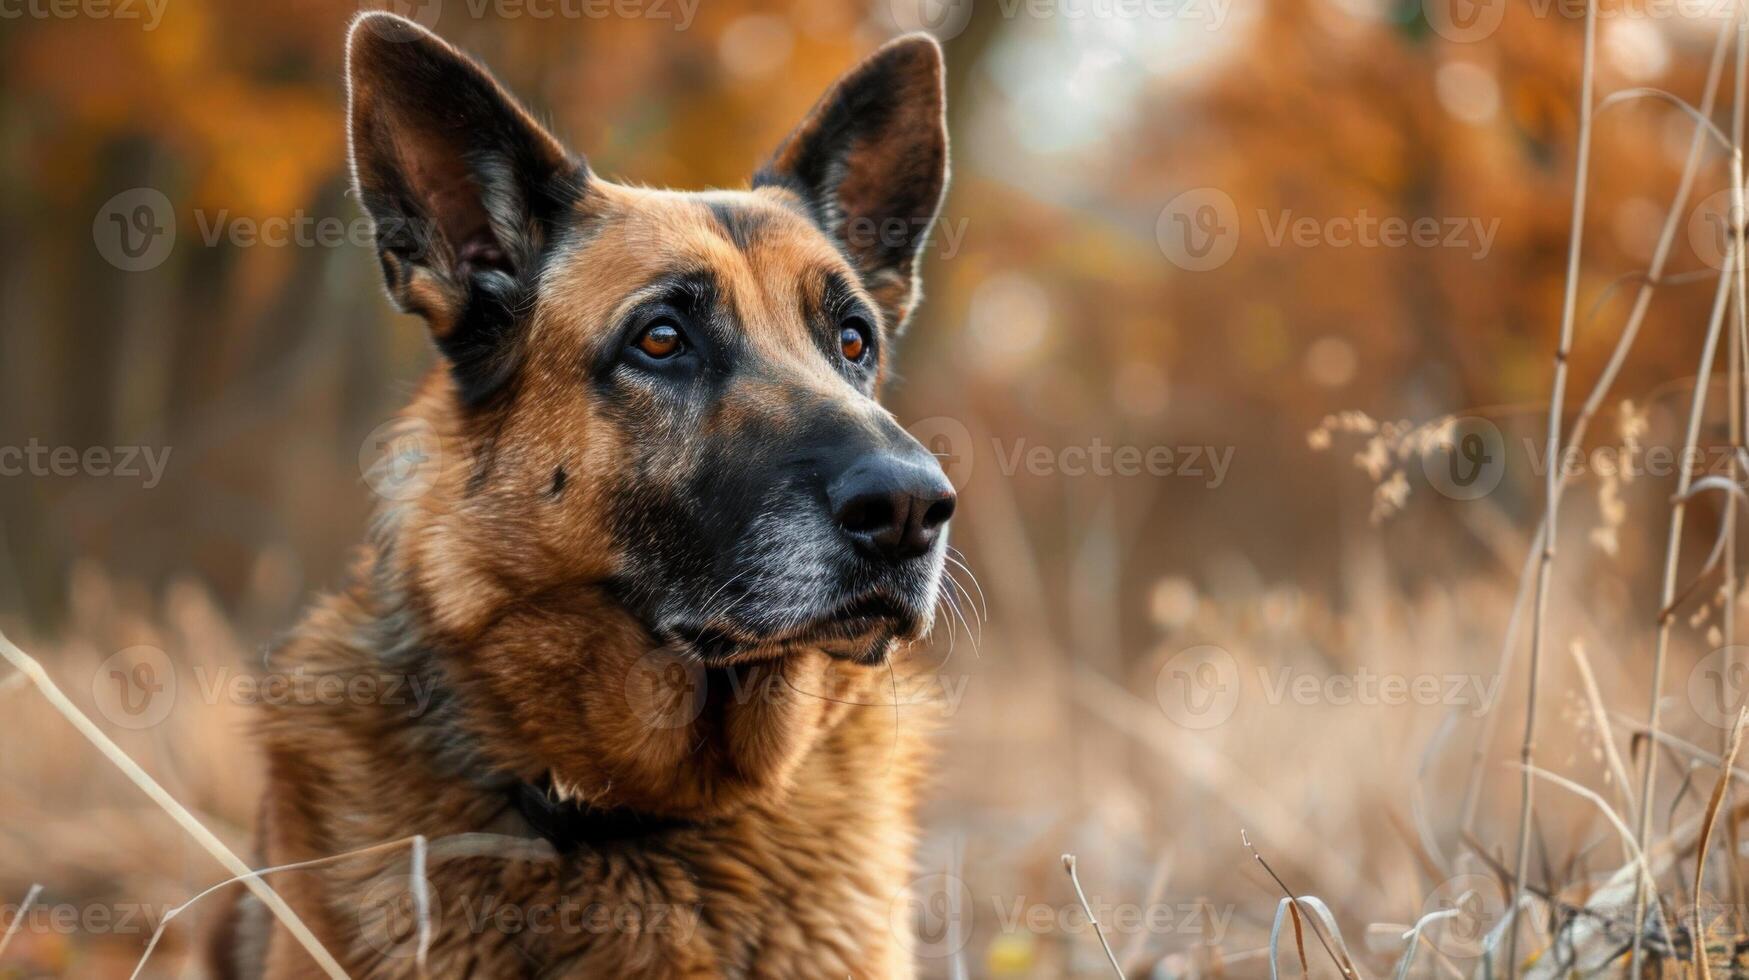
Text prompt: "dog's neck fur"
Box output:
[[242, 413, 935, 975]]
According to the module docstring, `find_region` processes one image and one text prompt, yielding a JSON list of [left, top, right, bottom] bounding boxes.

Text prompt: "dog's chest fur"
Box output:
[[225, 585, 930, 979]]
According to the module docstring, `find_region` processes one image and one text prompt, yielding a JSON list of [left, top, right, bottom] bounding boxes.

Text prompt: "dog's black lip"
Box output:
[[669, 591, 918, 661]]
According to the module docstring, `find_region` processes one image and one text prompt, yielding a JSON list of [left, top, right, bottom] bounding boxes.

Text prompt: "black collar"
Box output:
[[508, 779, 691, 853]]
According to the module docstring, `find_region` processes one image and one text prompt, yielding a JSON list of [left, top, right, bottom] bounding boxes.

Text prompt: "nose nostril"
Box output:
[[837, 495, 896, 536], [921, 496, 955, 530]]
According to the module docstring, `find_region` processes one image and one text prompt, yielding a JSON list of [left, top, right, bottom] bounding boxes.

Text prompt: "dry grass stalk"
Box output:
[[0, 882, 42, 963], [1457, 12, 1735, 852], [411, 834, 431, 977], [125, 833, 439, 980], [1061, 854, 1124, 979], [0, 629, 348, 979], [1391, 904, 1466, 980], [1506, 1, 1599, 972], [1244, 831, 1359, 979], [1597, 89, 1732, 148], [1609, 715, 1749, 786], [1267, 898, 1310, 980], [1570, 641, 1636, 826], [1633, 241, 1742, 973], [1691, 707, 1749, 978], [1515, 763, 1655, 895], [1720, 9, 1749, 941]]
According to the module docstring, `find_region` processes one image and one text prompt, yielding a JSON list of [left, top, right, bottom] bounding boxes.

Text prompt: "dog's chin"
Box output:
[[668, 594, 928, 666]]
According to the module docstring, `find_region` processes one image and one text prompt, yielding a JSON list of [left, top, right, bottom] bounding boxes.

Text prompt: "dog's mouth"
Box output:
[[666, 592, 923, 665]]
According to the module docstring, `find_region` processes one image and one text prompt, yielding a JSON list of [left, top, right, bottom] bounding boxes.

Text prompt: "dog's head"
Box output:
[[347, 14, 953, 667]]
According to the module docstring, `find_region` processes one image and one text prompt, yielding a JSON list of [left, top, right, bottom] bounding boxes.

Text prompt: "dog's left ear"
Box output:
[[346, 12, 581, 405], [754, 34, 949, 331]]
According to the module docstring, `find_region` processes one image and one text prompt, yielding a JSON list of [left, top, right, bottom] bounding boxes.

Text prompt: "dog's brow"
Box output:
[[704, 200, 773, 252], [604, 267, 718, 326], [813, 269, 884, 335]]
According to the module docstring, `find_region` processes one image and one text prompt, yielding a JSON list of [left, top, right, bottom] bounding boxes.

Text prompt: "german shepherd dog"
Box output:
[[212, 12, 956, 978]]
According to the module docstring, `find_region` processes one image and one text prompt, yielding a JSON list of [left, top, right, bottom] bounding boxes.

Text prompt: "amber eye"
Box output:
[[839, 321, 869, 362], [635, 321, 682, 359]]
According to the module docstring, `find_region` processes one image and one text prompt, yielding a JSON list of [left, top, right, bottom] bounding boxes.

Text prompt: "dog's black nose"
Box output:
[[828, 453, 956, 562]]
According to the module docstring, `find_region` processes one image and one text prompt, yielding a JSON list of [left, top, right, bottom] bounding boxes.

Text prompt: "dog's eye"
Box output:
[[635, 321, 683, 359], [839, 320, 870, 363]]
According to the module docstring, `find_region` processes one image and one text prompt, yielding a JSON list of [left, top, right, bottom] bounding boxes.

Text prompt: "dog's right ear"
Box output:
[[346, 12, 583, 404]]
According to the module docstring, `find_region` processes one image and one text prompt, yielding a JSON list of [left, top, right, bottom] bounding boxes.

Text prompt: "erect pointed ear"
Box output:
[[346, 12, 584, 404], [753, 34, 949, 332]]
